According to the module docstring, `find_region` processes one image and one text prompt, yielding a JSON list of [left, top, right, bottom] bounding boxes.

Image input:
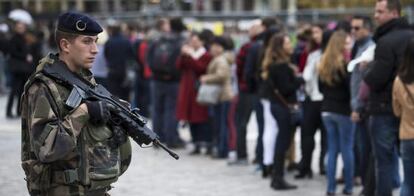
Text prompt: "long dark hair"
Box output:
[[398, 37, 414, 84], [261, 33, 290, 80]]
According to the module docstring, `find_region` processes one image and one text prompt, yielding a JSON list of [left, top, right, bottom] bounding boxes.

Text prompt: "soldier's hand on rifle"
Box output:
[[84, 100, 112, 125]]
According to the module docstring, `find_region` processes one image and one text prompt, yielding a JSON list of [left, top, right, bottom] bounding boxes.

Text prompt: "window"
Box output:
[[212, 0, 222, 11]]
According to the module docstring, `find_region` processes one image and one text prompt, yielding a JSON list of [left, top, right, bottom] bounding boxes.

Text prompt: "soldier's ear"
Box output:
[[60, 38, 71, 53]]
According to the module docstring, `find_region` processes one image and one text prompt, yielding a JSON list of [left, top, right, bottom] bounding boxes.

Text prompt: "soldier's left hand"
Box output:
[[85, 100, 111, 125]]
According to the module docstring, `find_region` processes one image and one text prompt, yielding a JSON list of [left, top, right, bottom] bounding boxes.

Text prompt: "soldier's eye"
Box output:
[[83, 39, 93, 44]]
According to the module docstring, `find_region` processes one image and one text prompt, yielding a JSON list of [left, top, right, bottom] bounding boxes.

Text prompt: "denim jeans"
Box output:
[[401, 140, 414, 196], [151, 80, 180, 145], [369, 115, 401, 196], [254, 98, 264, 165], [322, 112, 354, 193], [133, 75, 151, 117], [352, 119, 371, 184], [211, 101, 230, 158]]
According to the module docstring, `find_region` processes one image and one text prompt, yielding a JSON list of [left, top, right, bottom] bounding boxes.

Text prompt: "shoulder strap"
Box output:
[[402, 82, 414, 104], [24, 73, 63, 120]]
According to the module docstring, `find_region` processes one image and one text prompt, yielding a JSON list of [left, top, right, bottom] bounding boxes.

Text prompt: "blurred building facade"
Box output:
[[0, 0, 285, 14], [0, 0, 413, 25], [2, 0, 412, 15]]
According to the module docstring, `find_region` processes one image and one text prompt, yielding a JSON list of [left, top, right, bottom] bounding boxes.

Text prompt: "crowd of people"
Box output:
[[1, 0, 414, 195]]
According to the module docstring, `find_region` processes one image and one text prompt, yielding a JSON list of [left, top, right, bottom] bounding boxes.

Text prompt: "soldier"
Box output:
[[20, 12, 132, 196]]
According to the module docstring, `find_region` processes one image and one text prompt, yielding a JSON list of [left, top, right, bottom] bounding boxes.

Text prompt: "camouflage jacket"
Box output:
[[21, 53, 131, 196]]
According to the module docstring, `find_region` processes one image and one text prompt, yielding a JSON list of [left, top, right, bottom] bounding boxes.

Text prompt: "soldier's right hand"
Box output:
[[84, 100, 111, 125]]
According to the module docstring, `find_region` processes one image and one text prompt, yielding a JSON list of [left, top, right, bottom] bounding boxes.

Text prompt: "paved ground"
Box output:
[[0, 95, 361, 196]]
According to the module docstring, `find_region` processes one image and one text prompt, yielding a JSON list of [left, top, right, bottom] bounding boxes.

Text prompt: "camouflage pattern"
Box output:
[[21, 53, 132, 196]]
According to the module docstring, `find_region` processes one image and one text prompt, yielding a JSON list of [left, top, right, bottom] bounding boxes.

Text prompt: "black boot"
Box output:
[[262, 165, 272, 178], [271, 177, 298, 190], [287, 162, 300, 172], [294, 169, 313, 179]]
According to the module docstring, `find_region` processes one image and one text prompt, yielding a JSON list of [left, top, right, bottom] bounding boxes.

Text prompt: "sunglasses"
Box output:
[[352, 26, 362, 31]]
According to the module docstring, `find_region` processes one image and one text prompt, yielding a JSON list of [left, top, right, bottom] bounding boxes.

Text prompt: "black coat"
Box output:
[[259, 63, 303, 105], [244, 32, 265, 93], [7, 33, 32, 74], [363, 18, 414, 114]]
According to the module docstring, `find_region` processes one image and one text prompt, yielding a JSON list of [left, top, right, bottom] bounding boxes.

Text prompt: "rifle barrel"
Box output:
[[153, 140, 180, 160]]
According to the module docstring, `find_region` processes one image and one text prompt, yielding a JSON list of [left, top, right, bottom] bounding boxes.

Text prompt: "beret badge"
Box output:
[[76, 20, 87, 31]]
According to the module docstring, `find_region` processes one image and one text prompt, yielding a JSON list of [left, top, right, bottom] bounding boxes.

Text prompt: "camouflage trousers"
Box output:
[[30, 185, 111, 196]]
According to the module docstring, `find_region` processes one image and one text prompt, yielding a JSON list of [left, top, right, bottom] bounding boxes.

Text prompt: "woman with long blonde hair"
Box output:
[[318, 30, 354, 196], [318, 30, 351, 86], [258, 33, 303, 190]]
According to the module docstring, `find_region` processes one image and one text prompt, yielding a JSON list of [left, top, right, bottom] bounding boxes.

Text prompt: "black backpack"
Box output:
[[148, 36, 181, 80]]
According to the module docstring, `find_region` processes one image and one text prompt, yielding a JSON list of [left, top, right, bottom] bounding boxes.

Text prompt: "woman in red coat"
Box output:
[[176, 32, 213, 154]]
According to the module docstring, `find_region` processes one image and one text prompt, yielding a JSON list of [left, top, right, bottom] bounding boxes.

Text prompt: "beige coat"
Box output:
[[202, 53, 234, 102], [392, 76, 414, 140]]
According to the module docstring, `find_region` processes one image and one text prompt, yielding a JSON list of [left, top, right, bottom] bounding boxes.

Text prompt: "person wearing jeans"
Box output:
[[322, 112, 354, 195], [200, 36, 234, 158], [392, 37, 414, 196], [363, 1, 414, 195], [318, 30, 354, 195], [151, 81, 181, 146]]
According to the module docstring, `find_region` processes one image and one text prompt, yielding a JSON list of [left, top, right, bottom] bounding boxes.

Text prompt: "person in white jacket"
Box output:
[[296, 30, 332, 179]]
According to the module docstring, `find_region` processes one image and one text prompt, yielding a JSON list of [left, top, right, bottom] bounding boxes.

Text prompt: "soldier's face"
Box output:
[[67, 35, 98, 70]]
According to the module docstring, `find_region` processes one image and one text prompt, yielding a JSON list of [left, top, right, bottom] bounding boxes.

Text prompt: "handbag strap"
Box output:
[[402, 82, 414, 104], [268, 78, 291, 108], [273, 89, 291, 108]]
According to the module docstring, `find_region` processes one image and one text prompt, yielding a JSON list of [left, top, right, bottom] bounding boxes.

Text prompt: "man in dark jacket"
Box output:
[[363, 1, 414, 195], [147, 18, 185, 148], [229, 21, 262, 165], [104, 23, 134, 100]]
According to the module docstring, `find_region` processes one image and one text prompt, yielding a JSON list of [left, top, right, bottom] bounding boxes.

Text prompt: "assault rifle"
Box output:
[[42, 61, 179, 160]]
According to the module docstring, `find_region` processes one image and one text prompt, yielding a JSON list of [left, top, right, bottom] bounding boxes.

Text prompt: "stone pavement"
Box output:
[[0, 96, 360, 196]]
